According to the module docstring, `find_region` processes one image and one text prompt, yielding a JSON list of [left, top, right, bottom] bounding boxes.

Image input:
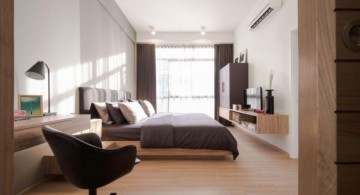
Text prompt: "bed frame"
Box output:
[[78, 87, 233, 160]]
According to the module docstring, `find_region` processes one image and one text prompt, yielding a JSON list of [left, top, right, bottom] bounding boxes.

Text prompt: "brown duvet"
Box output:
[[140, 113, 239, 159]]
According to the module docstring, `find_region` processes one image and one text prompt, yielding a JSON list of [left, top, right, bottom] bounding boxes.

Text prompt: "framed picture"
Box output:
[[239, 49, 248, 63], [234, 58, 239, 63], [18, 95, 43, 117]]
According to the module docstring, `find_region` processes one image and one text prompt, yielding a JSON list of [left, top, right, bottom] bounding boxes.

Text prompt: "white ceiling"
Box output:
[[115, 0, 257, 33]]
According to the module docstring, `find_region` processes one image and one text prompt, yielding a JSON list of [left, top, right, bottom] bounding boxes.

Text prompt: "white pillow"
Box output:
[[118, 101, 148, 124], [139, 100, 156, 116]]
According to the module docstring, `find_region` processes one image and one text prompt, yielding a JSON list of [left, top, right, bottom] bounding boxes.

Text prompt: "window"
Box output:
[[156, 45, 215, 117]]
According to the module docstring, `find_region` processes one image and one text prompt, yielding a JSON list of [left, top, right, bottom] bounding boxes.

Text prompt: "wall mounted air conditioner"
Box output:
[[247, 0, 283, 31]]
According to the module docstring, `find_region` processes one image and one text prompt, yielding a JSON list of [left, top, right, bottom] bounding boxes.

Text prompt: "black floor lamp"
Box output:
[[25, 61, 57, 116]]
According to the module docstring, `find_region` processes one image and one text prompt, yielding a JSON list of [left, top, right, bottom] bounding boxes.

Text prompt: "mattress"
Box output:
[[102, 122, 143, 141]]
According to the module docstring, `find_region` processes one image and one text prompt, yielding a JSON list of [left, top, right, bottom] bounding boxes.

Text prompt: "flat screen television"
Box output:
[[244, 87, 263, 110]]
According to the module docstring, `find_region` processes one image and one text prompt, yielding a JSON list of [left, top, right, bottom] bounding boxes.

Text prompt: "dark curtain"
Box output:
[[214, 44, 233, 124], [136, 44, 157, 110]]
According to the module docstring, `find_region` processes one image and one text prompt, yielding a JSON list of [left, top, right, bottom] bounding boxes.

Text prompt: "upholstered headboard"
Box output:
[[78, 87, 131, 118]]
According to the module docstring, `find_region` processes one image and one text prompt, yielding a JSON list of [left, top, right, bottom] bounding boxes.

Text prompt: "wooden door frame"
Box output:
[[0, 0, 14, 194]]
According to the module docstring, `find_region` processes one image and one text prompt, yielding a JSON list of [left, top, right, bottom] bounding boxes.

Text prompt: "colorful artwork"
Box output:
[[18, 95, 43, 117]]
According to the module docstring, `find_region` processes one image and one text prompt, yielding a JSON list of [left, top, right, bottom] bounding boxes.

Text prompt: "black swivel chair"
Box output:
[[42, 125, 139, 195]]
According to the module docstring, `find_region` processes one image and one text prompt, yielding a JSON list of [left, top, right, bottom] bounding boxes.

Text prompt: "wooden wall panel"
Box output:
[[298, 0, 319, 194], [337, 114, 360, 162], [337, 165, 360, 195], [337, 63, 360, 111], [317, 0, 337, 194], [300, 0, 360, 194], [0, 0, 14, 194]]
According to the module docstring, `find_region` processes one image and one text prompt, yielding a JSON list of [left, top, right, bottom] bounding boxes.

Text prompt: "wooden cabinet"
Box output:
[[219, 63, 248, 109], [256, 114, 289, 134], [219, 107, 288, 134], [219, 107, 231, 121]]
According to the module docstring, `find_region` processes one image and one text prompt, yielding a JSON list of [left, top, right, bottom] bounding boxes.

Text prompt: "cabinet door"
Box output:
[[229, 63, 248, 106], [219, 65, 230, 108]]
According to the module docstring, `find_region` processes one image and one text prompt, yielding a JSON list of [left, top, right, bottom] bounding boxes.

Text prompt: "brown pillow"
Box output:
[[93, 102, 113, 125], [106, 102, 126, 124]]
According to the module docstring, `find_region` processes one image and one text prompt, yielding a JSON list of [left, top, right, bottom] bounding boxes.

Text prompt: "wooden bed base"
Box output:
[[44, 141, 233, 175], [103, 141, 233, 160]]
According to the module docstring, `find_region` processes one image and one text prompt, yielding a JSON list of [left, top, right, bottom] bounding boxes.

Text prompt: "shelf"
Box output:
[[230, 109, 258, 116], [219, 107, 289, 134]]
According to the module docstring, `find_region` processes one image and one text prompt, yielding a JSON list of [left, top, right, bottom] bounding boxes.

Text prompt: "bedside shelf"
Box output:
[[219, 107, 289, 134]]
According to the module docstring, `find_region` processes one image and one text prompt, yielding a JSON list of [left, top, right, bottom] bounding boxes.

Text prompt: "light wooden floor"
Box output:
[[22, 127, 298, 195]]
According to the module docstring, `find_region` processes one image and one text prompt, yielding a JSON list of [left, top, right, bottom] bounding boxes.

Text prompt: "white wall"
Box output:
[[137, 32, 233, 44], [15, 0, 136, 114], [233, 0, 298, 156], [15, 0, 81, 114], [79, 0, 136, 98], [14, 0, 136, 193]]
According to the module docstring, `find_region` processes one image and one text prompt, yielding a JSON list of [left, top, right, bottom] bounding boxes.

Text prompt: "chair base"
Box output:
[[89, 188, 96, 195], [89, 188, 117, 195]]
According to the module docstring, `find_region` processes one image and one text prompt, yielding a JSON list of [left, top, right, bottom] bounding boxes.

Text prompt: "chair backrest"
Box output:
[[42, 125, 136, 189]]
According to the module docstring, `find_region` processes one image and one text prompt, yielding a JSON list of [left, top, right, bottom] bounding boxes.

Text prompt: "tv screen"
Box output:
[[245, 87, 263, 110]]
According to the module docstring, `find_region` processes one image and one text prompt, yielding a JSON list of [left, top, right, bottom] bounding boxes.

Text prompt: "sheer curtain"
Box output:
[[156, 45, 215, 117]]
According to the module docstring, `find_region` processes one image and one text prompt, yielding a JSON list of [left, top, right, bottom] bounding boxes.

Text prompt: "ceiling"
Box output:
[[115, 0, 257, 33]]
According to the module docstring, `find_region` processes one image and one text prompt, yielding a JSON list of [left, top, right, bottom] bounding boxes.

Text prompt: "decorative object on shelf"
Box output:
[[266, 89, 274, 114], [232, 104, 237, 110], [235, 58, 239, 63], [25, 61, 57, 116], [239, 49, 248, 63], [266, 70, 275, 114], [18, 95, 43, 117], [232, 104, 242, 110], [14, 110, 30, 121], [269, 70, 274, 89], [255, 109, 265, 114], [237, 104, 242, 110]]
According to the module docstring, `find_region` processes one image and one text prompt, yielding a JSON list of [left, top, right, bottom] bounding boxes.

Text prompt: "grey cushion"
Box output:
[[106, 102, 126, 124]]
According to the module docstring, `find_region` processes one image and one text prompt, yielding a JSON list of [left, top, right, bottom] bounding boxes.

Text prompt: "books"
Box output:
[[14, 110, 30, 121], [14, 116, 31, 121]]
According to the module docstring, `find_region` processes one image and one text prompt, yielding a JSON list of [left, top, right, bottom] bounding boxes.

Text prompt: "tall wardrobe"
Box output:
[[219, 63, 248, 110]]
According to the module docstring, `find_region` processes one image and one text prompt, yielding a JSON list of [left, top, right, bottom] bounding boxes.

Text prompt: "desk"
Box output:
[[14, 114, 90, 152]]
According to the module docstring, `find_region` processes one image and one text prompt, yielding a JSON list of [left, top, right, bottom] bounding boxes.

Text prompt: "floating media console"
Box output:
[[219, 107, 289, 134]]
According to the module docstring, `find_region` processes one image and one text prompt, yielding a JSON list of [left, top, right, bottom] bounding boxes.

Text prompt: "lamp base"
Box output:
[[43, 112, 57, 116]]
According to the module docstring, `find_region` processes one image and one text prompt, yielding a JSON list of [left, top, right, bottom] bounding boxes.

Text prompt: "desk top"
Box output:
[[14, 114, 83, 131]]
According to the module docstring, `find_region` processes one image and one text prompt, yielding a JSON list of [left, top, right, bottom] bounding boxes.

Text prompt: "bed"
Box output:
[[78, 87, 239, 160]]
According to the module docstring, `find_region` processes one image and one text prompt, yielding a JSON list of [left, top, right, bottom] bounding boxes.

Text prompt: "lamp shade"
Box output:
[[25, 61, 46, 80]]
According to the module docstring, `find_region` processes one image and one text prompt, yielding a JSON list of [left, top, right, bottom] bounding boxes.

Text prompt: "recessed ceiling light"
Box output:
[[150, 26, 156, 35], [201, 26, 206, 36]]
